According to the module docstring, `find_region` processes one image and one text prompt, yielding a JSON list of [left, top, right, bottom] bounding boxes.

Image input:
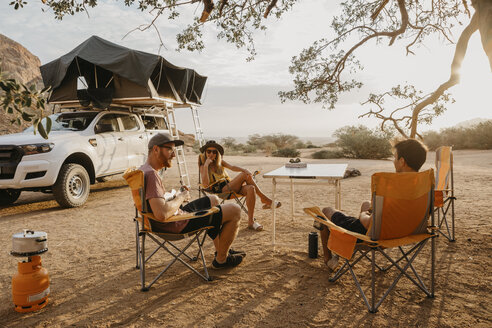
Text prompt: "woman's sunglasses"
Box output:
[[206, 149, 218, 155]]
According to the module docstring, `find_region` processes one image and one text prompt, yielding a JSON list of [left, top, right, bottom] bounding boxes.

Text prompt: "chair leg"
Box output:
[[140, 233, 149, 292], [135, 220, 140, 269], [451, 197, 456, 242], [437, 199, 455, 242]]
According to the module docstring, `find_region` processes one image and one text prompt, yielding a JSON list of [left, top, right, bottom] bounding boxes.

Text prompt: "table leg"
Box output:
[[336, 179, 341, 209], [290, 178, 294, 221], [272, 178, 277, 246]]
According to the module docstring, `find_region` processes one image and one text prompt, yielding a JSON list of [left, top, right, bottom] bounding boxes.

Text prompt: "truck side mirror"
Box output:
[[95, 123, 115, 134]]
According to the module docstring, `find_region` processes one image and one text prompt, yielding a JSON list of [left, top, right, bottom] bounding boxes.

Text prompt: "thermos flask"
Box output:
[[308, 231, 318, 258]]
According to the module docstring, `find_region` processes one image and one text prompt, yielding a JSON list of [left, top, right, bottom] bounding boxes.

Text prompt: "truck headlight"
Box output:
[[21, 143, 55, 155]]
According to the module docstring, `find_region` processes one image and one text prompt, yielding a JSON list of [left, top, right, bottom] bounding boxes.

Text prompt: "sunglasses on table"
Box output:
[[206, 149, 218, 155]]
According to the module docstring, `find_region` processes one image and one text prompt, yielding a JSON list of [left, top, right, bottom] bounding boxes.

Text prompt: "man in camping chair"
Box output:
[[140, 133, 245, 269], [316, 139, 428, 270]]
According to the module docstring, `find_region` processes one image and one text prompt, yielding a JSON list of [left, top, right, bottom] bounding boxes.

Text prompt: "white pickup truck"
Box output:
[[0, 110, 169, 207]]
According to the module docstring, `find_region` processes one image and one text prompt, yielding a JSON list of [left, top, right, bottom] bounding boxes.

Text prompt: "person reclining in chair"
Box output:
[[199, 140, 281, 232], [317, 139, 428, 270], [140, 133, 245, 269]]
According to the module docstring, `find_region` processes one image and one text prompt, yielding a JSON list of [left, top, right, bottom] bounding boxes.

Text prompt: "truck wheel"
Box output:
[[0, 189, 21, 206], [53, 164, 90, 208]]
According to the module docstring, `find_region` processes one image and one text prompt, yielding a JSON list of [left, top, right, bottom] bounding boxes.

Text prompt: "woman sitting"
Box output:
[[198, 140, 281, 231]]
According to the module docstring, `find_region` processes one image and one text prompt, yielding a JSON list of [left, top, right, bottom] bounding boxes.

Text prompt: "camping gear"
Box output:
[[40, 35, 207, 109], [11, 230, 47, 256], [123, 168, 218, 290], [11, 230, 50, 313], [304, 169, 437, 313], [308, 232, 318, 258]]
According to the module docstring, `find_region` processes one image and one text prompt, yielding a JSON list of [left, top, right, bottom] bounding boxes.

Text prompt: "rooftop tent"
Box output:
[[40, 35, 207, 108]]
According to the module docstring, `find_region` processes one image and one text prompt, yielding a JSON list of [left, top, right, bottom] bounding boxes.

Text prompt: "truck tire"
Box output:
[[53, 163, 90, 208], [0, 189, 21, 206]]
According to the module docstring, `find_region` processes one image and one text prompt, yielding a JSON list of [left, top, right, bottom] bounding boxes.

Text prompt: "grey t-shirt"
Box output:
[[139, 162, 189, 233]]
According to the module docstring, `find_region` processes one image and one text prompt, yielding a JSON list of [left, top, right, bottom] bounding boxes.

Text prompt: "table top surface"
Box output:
[[263, 163, 348, 179]]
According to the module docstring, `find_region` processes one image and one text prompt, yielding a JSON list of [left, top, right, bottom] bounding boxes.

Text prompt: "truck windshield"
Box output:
[[24, 112, 98, 132]]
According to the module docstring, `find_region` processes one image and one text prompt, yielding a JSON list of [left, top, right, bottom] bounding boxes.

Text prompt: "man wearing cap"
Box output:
[[139, 133, 245, 268]]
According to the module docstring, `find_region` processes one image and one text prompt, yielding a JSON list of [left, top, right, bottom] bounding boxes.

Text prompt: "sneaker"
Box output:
[[326, 254, 339, 271], [214, 248, 246, 258], [212, 254, 244, 269]]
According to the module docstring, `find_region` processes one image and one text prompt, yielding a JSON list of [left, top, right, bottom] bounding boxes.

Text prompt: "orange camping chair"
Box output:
[[304, 169, 437, 313], [434, 146, 456, 241], [123, 169, 219, 291], [198, 169, 259, 216]]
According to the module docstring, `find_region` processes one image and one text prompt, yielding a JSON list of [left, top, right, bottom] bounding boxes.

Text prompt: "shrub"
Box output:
[[247, 133, 302, 151], [423, 120, 492, 150], [242, 144, 257, 153], [272, 147, 300, 158], [334, 125, 393, 159], [311, 150, 343, 159]]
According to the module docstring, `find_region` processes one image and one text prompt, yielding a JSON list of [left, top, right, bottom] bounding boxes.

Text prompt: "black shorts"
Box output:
[[331, 211, 367, 235], [211, 180, 229, 193], [180, 197, 223, 240]]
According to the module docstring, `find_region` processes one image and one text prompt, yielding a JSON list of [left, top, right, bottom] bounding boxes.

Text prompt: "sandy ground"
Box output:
[[0, 150, 491, 327]]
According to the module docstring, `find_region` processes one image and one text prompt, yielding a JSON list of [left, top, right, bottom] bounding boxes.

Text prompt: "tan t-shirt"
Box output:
[[139, 162, 189, 233]]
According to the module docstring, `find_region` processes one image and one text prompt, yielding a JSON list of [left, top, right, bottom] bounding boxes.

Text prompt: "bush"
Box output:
[[242, 144, 257, 153], [311, 150, 343, 159], [423, 121, 492, 150], [272, 147, 300, 158], [334, 125, 393, 159], [247, 133, 302, 151]]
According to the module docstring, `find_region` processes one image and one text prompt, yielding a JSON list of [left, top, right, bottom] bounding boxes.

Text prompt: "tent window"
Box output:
[[77, 76, 88, 90]]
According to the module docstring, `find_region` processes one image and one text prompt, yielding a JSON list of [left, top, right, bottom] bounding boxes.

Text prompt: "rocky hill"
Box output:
[[0, 33, 46, 135]]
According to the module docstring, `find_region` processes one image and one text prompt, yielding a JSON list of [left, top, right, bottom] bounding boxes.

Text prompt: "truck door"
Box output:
[[120, 113, 147, 168], [94, 113, 128, 174]]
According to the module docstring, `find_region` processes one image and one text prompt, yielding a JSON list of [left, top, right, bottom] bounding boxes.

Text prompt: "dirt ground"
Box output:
[[0, 150, 491, 327]]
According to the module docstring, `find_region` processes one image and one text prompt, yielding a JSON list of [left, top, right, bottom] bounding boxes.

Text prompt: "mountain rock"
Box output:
[[0, 33, 46, 135]]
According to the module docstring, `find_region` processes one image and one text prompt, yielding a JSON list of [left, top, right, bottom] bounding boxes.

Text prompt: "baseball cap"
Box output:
[[148, 133, 184, 149]]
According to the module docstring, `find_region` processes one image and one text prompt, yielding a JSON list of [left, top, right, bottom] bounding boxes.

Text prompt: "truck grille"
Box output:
[[0, 145, 23, 179]]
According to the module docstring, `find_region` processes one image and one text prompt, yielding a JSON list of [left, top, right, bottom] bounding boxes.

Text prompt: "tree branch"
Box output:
[[409, 11, 479, 137]]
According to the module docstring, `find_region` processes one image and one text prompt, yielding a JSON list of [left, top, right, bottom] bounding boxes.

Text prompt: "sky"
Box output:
[[0, 0, 490, 141]]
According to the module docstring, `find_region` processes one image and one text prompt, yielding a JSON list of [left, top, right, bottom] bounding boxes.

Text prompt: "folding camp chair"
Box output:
[[304, 169, 437, 313], [123, 169, 219, 291], [198, 169, 259, 215], [434, 146, 456, 241]]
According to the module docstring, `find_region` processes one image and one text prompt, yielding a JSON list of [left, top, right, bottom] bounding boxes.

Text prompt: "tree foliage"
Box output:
[[0, 65, 52, 138], [334, 125, 393, 159], [5, 0, 492, 138], [279, 0, 492, 138]]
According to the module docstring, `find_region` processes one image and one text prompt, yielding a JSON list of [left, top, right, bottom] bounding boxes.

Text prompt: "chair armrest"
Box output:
[[304, 207, 373, 243]]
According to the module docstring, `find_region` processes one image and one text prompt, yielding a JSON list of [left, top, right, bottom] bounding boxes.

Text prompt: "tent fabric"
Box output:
[[40, 35, 207, 106]]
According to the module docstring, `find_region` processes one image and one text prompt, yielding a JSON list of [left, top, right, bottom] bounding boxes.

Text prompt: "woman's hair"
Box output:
[[198, 151, 224, 174]]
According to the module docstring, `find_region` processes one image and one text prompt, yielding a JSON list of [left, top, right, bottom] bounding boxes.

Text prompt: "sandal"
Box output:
[[248, 220, 263, 231], [262, 201, 282, 210], [325, 254, 339, 271]]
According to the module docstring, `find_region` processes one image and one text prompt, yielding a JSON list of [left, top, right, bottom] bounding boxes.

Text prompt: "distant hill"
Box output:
[[0, 33, 47, 135]]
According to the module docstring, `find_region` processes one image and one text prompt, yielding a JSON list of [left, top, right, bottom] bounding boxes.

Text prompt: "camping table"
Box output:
[[263, 163, 348, 245]]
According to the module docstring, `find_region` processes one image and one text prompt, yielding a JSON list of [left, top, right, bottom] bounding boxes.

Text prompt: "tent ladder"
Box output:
[[190, 105, 205, 147], [165, 106, 190, 188]]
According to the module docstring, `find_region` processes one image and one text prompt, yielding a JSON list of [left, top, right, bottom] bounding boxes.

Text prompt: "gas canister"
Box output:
[[12, 255, 50, 313]]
